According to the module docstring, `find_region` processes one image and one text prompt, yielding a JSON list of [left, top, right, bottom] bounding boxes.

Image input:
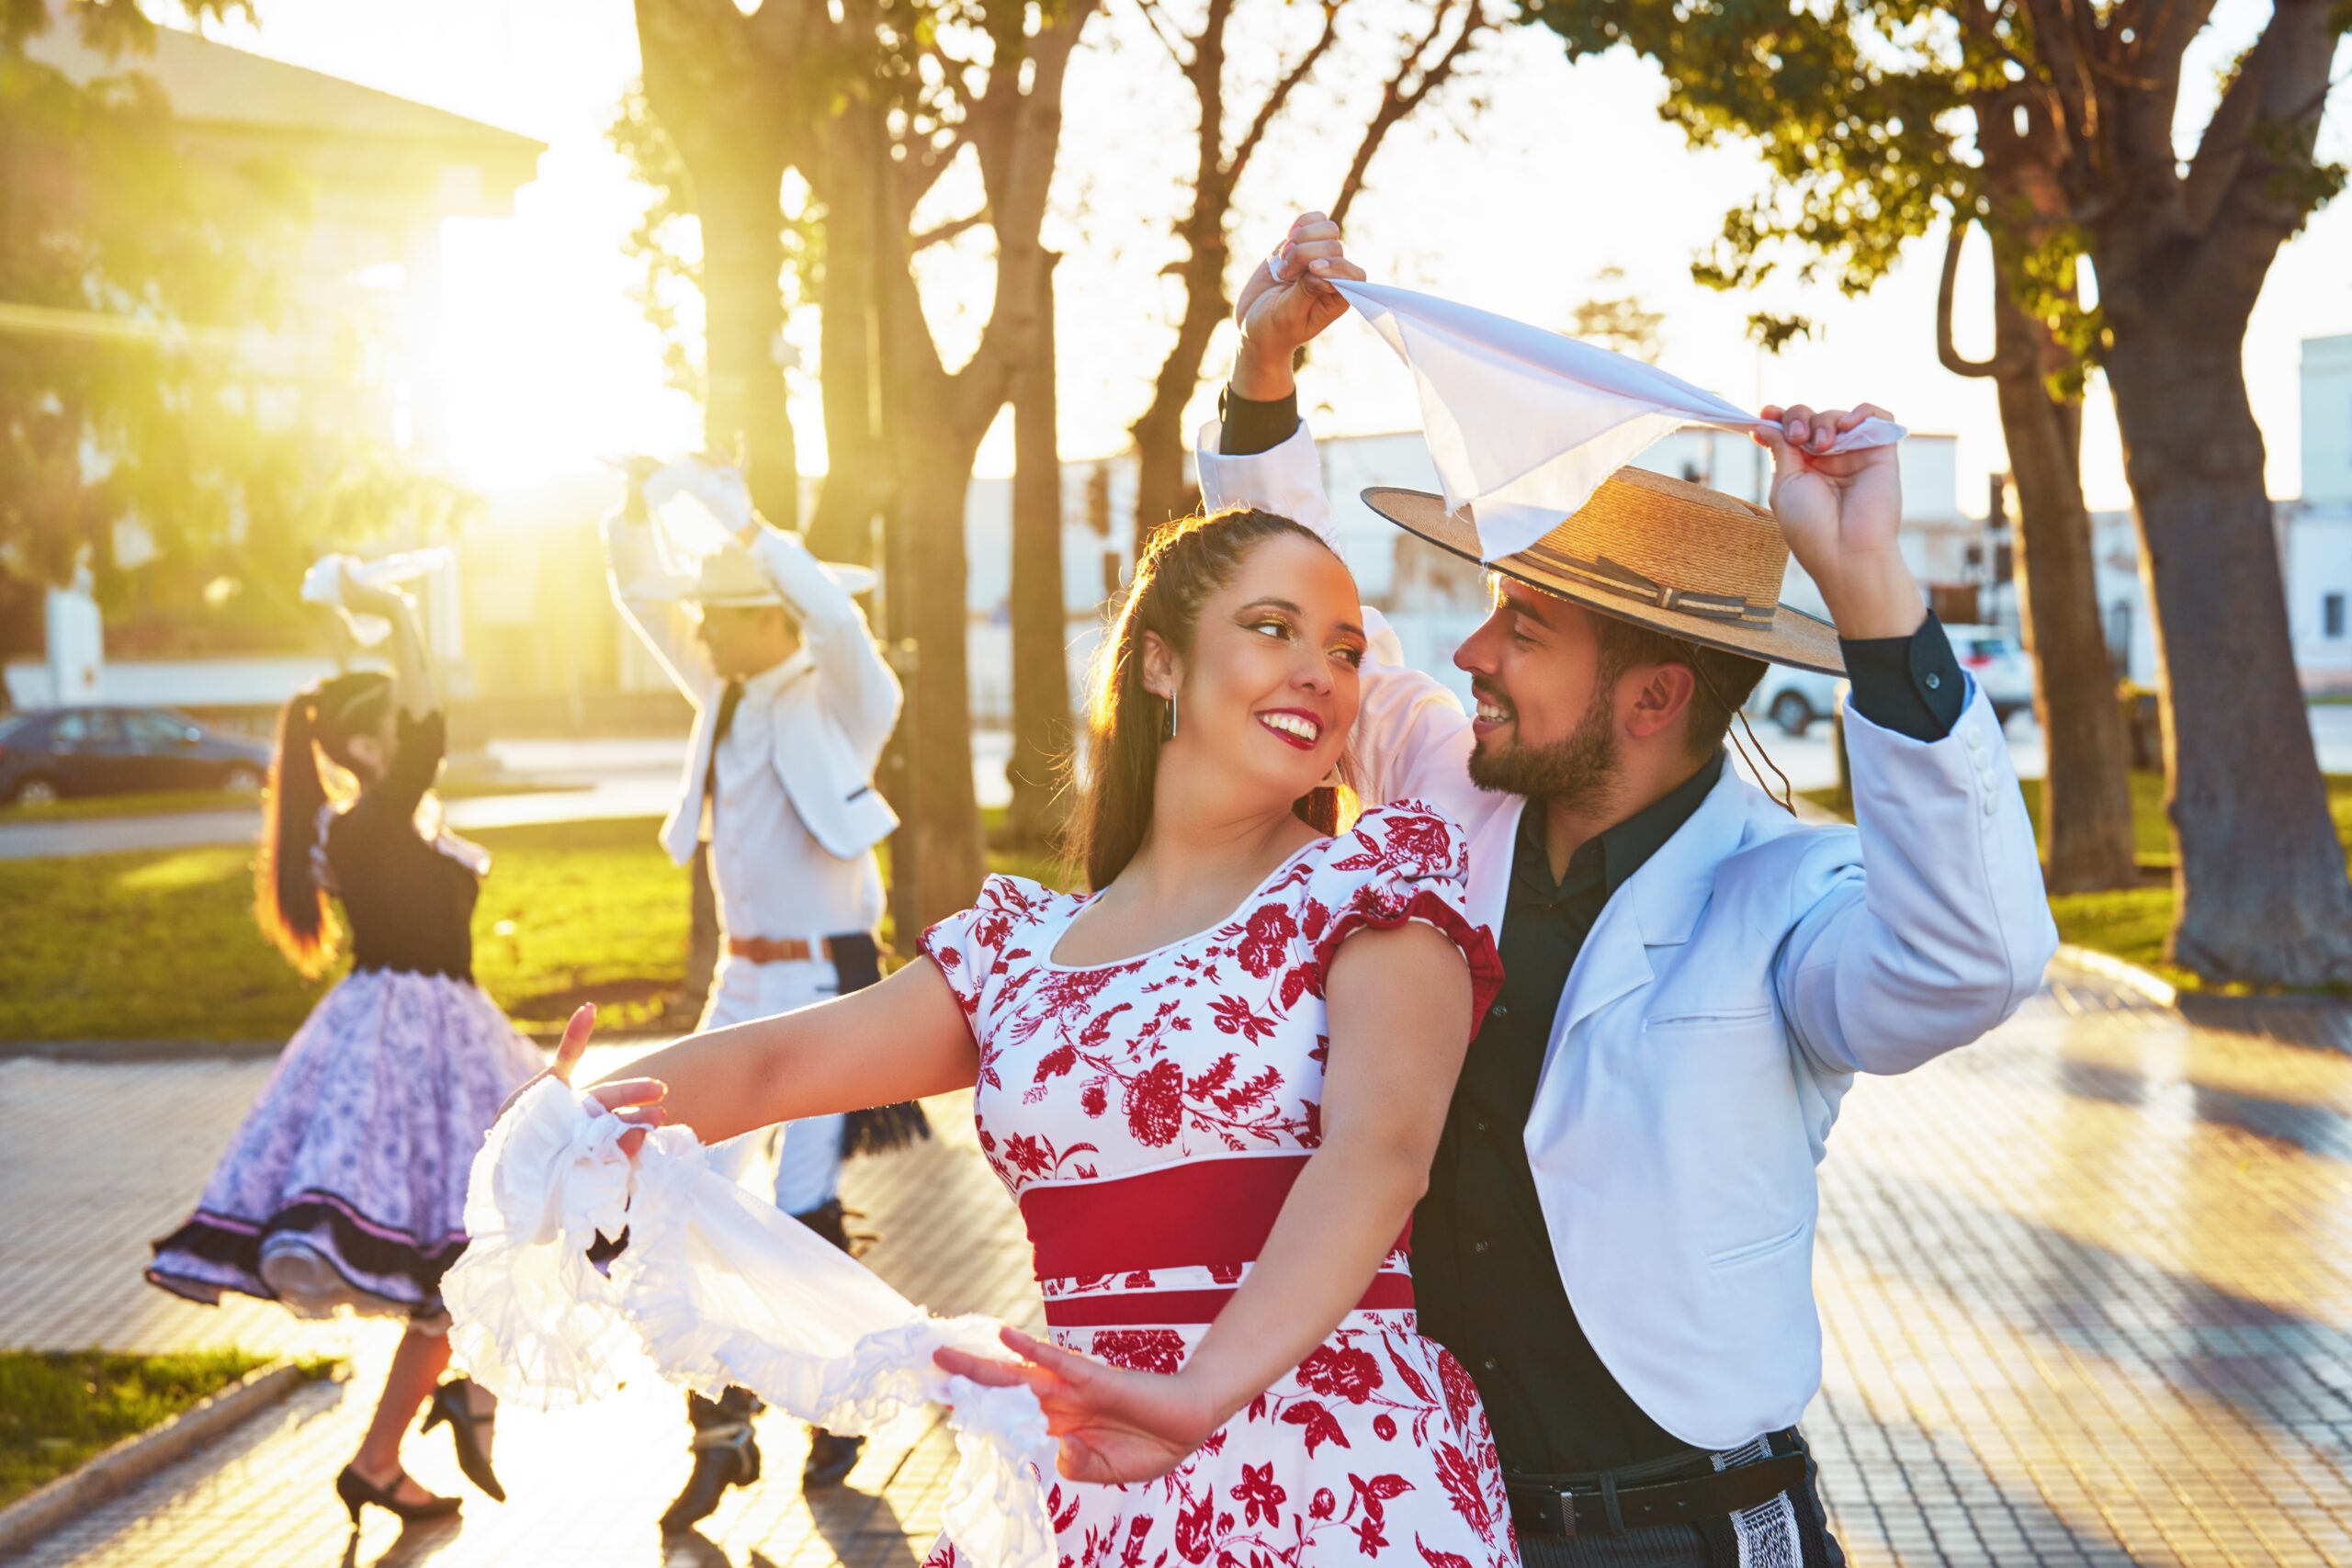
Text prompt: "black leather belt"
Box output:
[[1506, 1452, 1807, 1538]]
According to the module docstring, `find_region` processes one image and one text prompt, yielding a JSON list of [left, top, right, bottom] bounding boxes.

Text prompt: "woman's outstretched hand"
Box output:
[[934, 1327, 1224, 1485], [500, 1004, 668, 1156]]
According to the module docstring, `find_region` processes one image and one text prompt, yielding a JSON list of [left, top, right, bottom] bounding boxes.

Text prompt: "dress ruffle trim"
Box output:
[[1315, 887, 1507, 1029], [444, 1080, 1057, 1568], [147, 1195, 465, 1313]]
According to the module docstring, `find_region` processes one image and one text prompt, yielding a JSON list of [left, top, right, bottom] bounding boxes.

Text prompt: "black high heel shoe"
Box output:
[[334, 1464, 462, 1525], [421, 1378, 506, 1502]]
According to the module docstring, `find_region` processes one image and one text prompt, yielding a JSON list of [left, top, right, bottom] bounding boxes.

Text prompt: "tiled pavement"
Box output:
[[4, 969, 2350, 1566]]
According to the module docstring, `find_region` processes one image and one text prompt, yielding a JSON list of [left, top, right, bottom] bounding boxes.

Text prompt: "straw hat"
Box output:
[[638, 543, 876, 607], [1363, 468, 1845, 676]]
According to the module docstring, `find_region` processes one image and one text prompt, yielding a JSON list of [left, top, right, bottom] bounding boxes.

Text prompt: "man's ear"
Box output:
[[1624, 662, 1699, 742], [1138, 630, 1182, 702]]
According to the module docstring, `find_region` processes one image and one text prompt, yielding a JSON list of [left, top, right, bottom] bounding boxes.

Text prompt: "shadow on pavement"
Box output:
[[2053, 1056, 2352, 1162]]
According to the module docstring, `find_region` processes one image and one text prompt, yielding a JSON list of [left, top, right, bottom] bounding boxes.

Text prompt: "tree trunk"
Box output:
[[883, 425, 989, 930], [2105, 322, 2352, 985], [1985, 285, 2138, 893], [1129, 238, 1229, 555], [808, 152, 886, 569], [685, 154, 788, 986], [695, 153, 797, 529], [1007, 253, 1072, 848]]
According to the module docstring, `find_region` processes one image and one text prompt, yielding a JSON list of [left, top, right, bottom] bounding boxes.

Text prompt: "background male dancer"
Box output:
[[605, 457, 910, 1529]]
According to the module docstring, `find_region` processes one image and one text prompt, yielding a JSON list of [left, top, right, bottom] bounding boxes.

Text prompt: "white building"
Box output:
[[2289, 334, 2352, 688]]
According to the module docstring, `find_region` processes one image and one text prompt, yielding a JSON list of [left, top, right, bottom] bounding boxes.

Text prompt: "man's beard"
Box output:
[[1467, 683, 1621, 813]]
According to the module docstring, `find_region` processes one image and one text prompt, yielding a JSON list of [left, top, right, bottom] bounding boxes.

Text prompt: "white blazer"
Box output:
[[604, 519, 901, 867], [1197, 420, 2059, 1451]]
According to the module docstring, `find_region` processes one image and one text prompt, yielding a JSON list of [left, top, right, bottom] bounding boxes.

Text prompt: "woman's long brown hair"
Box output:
[[256, 671, 391, 977], [1069, 507, 1354, 891]]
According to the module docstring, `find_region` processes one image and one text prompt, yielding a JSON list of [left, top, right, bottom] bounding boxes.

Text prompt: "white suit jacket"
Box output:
[[604, 519, 901, 868], [1198, 419, 2059, 1450]]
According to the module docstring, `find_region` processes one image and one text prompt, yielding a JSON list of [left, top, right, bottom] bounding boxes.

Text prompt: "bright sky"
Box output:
[[197, 0, 2352, 514]]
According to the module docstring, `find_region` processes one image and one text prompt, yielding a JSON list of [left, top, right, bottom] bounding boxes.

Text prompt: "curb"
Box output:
[[2053, 943, 2179, 1009], [0, 1359, 322, 1559]]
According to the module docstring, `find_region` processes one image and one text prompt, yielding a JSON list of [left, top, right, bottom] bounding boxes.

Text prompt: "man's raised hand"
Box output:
[[507, 1003, 667, 1156], [1755, 402, 1924, 642], [1231, 213, 1367, 401]]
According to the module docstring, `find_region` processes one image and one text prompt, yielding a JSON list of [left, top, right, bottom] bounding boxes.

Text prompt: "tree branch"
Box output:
[[2110, 0, 2221, 185], [1331, 0, 1489, 223], [1936, 218, 2031, 378], [2016, 0, 2107, 175], [924, 39, 980, 120], [2177, 0, 2346, 315], [910, 208, 991, 251], [1228, 0, 1343, 179], [1128, 0, 1194, 74]]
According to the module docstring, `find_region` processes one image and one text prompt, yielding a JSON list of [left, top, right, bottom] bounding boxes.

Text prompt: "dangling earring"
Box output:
[[1161, 693, 1179, 741]]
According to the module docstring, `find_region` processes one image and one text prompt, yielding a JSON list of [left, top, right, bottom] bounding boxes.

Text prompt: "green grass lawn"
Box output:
[[0, 1349, 280, 1507], [1803, 772, 2352, 992], [0, 817, 694, 1042], [0, 776, 582, 824], [0, 810, 1077, 1043]]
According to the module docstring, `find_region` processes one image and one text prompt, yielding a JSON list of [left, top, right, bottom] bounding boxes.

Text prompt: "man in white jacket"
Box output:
[[605, 458, 910, 1527], [1187, 220, 2058, 1566]]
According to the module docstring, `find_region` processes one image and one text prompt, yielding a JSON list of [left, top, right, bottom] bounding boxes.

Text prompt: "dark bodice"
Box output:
[[323, 710, 479, 981]]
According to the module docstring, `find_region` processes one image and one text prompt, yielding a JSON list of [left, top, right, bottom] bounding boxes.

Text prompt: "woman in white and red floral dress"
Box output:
[[916, 792, 1511, 1568], [527, 501, 1515, 1568]]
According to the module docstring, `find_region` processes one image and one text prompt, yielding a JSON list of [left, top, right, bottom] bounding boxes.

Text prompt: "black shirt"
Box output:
[[1414, 755, 1727, 1473], [1217, 385, 1968, 1471], [325, 709, 480, 981]]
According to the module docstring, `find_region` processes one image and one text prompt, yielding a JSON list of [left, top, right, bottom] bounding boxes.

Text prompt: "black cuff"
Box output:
[[1839, 612, 1965, 741], [1217, 385, 1301, 457]]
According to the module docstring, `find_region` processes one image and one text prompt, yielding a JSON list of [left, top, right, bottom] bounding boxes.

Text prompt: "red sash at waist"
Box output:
[[1019, 1154, 1415, 1327]]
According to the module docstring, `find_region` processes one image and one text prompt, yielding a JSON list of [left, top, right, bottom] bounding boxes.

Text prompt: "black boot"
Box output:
[[793, 1201, 866, 1488], [661, 1387, 763, 1533]]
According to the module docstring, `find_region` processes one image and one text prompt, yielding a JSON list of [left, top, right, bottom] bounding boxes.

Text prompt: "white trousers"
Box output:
[[699, 953, 847, 1216]]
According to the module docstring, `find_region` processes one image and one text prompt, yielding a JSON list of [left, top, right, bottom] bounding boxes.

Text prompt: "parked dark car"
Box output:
[[0, 706, 275, 807]]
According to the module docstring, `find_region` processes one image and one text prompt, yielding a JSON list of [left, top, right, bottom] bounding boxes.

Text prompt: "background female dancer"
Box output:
[[537, 503, 1518, 1568], [146, 568, 544, 1526]]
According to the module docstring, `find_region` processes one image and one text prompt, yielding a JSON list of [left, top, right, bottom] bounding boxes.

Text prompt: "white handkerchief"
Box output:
[[1331, 280, 1905, 560], [445, 1082, 1057, 1568]]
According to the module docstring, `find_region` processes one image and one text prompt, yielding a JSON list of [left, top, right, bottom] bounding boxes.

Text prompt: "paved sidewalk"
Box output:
[[4, 972, 2351, 1565]]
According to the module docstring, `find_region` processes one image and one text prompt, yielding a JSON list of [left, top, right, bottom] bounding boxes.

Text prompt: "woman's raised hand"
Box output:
[[503, 1004, 668, 1156], [934, 1328, 1224, 1485], [1230, 212, 1367, 400]]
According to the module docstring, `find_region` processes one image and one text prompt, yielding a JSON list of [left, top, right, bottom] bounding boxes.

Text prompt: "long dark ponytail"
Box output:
[[1069, 507, 1355, 891], [256, 671, 391, 977]]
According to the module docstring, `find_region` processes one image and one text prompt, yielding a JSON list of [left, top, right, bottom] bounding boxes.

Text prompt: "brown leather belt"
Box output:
[[1506, 1452, 1807, 1538], [728, 934, 854, 965]]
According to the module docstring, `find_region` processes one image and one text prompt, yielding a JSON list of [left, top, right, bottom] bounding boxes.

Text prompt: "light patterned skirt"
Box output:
[[147, 966, 545, 1327]]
